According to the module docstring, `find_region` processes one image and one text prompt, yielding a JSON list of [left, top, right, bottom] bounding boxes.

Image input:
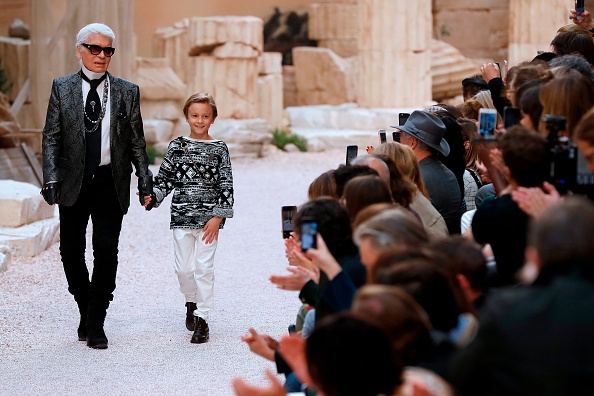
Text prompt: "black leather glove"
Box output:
[[41, 182, 60, 205], [138, 174, 154, 207]]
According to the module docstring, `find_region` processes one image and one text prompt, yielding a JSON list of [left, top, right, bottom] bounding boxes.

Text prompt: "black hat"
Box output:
[[391, 110, 450, 156]]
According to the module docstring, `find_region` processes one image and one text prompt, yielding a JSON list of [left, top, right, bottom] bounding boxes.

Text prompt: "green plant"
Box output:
[[0, 59, 12, 94], [146, 145, 165, 165], [272, 129, 307, 152]]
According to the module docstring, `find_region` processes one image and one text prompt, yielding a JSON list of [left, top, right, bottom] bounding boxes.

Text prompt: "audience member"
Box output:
[[308, 170, 337, 200], [470, 126, 549, 286], [451, 197, 594, 396], [342, 175, 393, 222], [461, 74, 489, 101], [373, 143, 448, 240], [397, 110, 463, 234]]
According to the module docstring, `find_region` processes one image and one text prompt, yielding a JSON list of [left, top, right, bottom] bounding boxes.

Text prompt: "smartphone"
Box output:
[[503, 60, 508, 80], [300, 218, 317, 252], [392, 131, 401, 143], [399, 112, 410, 126], [281, 205, 297, 239], [478, 108, 497, 137], [378, 129, 387, 144], [346, 145, 358, 165], [576, 0, 585, 20], [503, 106, 521, 130]]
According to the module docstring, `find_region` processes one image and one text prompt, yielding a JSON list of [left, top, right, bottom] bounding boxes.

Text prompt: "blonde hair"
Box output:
[[373, 143, 430, 199], [473, 91, 503, 126], [183, 92, 218, 118]]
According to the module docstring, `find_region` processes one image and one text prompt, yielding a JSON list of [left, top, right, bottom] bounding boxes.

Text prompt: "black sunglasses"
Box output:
[[81, 43, 115, 57]]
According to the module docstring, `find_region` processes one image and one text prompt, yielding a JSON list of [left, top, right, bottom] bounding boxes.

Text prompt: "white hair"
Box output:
[[76, 23, 115, 47]]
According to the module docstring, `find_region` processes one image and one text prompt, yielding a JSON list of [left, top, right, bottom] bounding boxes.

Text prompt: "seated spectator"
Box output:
[[304, 314, 402, 396], [341, 175, 393, 222], [538, 74, 594, 139], [461, 74, 489, 101], [473, 90, 503, 126], [551, 30, 594, 65], [458, 118, 484, 211], [397, 111, 463, 234], [478, 62, 509, 117], [373, 143, 448, 240], [549, 53, 594, 85], [353, 285, 455, 396], [308, 170, 337, 199], [505, 61, 552, 106], [516, 80, 546, 131], [456, 98, 482, 120], [354, 208, 430, 281], [332, 164, 378, 198], [430, 236, 489, 312], [470, 126, 549, 286], [450, 197, 594, 396]]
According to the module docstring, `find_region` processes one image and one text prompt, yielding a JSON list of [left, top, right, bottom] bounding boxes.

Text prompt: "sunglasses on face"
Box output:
[[81, 43, 115, 57]]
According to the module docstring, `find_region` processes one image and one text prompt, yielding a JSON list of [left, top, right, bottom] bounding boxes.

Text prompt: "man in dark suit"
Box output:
[[41, 23, 153, 349], [450, 197, 594, 395]]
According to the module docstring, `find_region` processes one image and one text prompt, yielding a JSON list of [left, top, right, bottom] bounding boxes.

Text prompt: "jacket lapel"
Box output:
[[108, 72, 121, 136], [64, 73, 84, 131]]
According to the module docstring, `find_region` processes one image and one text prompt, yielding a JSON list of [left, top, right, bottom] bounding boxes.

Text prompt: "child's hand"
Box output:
[[135, 192, 153, 209], [202, 217, 222, 244]]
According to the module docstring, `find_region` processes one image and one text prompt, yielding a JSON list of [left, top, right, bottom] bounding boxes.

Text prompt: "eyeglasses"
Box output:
[[81, 43, 115, 57]]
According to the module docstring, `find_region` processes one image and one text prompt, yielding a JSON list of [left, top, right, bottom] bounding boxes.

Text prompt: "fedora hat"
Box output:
[[391, 110, 450, 156]]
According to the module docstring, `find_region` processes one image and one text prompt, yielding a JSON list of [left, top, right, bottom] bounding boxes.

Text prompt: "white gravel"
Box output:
[[0, 149, 345, 396]]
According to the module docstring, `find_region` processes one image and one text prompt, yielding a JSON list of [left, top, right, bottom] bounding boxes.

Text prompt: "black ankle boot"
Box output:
[[191, 317, 209, 344], [87, 326, 108, 349], [185, 302, 197, 331], [75, 297, 89, 341], [86, 300, 109, 349]]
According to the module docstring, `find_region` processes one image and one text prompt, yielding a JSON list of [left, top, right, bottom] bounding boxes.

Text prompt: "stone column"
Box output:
[[357, 0, 432, 108], [30, 0, 135, 128], [508, 0, 567, 66]]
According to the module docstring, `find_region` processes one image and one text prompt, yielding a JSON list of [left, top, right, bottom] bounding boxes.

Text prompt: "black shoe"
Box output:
[[185, 302, 197, 331], [191, 317, 209, 344], [78, 316, 87, 341], [87, 326, 108, 349]]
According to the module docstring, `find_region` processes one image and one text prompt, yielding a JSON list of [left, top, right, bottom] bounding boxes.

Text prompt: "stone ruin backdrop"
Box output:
[[0, 0, 573, 270]]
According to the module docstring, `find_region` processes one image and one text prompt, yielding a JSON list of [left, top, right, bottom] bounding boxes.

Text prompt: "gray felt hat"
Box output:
[[391, 110, 450, 157]]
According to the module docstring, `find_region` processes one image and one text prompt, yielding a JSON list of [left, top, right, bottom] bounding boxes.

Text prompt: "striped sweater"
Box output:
[[153, 137, 234, 229]]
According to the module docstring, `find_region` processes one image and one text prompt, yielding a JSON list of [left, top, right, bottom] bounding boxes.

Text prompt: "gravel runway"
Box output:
[[0, 149, 345, 396]]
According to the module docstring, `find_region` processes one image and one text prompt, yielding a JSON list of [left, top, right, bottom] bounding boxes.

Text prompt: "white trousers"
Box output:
[[173, 228, 218, 322]]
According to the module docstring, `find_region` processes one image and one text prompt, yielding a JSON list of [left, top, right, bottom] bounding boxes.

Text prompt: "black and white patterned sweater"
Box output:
[[153, 137, 234, 229]]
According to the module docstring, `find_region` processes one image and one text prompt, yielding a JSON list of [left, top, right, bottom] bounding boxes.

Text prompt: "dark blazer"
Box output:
[[449, 271, 594, 395], [42, 71, 151, 213]]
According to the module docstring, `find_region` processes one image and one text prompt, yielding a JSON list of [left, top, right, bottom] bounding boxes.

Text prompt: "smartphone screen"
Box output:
[[392, 131, 401, 143], [300, 219, 317, 252], [378, 129, 387, 144], [576, 0, 585, 17], [479, 108, 497, 137], [399, 113, 410, 126], [346, 145, 358, 165], [503, 106, 521, 130], [281, 205, 297, 239]]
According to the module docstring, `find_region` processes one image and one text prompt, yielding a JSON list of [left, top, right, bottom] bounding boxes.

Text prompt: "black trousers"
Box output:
[[58, 165, 124, 309]]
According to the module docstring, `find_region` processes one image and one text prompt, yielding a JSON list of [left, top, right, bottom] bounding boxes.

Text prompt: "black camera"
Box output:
[[544, 114, 594, 197]]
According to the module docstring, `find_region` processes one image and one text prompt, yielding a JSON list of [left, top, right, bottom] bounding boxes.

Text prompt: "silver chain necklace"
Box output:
[[84, 76, 109, 134]]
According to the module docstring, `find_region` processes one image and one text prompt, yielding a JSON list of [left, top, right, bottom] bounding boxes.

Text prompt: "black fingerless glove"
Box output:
[[138, 174, 154, 206], [41, 182, 60, 205]]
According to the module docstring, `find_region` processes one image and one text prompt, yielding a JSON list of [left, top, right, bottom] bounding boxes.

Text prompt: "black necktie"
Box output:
[[81, 71, 107, 175]]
